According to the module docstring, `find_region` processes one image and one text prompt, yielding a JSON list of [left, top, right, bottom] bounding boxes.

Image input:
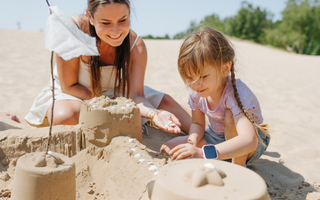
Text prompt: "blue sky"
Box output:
[[1, 0, 288, 38]]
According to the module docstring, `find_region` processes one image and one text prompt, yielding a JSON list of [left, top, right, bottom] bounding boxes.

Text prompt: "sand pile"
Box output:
[[11, 152, 75, 200], [72, 136, 171, 200], [151, 159, 269, 200], [79, 96, 142, 147], [0, 29, 320, 199], [0, 93, 178, 200]]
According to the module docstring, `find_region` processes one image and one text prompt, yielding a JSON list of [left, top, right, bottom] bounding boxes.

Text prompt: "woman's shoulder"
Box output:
[[129, 30, 147, 57], [70, 14, 89, 33]]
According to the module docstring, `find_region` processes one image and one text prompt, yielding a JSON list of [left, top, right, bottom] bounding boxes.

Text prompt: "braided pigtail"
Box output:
[[230, 62, 269, 145]]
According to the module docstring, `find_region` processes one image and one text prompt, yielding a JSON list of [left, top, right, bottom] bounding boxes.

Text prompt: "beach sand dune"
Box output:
[[0, 29, 320, 199]]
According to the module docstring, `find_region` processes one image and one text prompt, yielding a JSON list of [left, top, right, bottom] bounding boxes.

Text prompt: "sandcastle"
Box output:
[[5, 96, 143, 199], [0, 96, 142, 162], [11, 152, 75, 200], [79, 96, 142, 147], [1, 96, 272, 200], [149, 159, 270, 200]]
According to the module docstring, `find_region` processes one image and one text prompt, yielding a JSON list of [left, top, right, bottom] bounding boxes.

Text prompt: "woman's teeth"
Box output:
[[109, 34, 121, 39]]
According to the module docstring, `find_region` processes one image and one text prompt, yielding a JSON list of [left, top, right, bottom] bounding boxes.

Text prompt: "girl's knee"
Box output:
[[160, 136, 188, 154]]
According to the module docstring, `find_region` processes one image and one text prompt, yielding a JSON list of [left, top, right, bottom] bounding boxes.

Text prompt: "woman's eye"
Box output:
[[119, 19, 126, 23], [102, 22, 111, 25]]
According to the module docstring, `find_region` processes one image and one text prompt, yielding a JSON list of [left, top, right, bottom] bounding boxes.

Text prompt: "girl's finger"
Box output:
[[170, 144, 186, 155], [176, 151, 191, 160], [172, 148, 186, 160]]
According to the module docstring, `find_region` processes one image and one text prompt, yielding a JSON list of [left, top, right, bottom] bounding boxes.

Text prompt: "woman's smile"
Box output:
[[108, 33, 122, 40]]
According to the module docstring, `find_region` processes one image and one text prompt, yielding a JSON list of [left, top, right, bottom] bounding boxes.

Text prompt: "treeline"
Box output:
[[142, 34, 170, 39], [143, 0, 320, 55]]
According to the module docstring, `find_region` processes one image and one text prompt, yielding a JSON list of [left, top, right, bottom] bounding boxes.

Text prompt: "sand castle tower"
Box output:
[[79, 96, 142, 147], [10, 96, 141, 199], [150, 159, 269, 200], [11, 152, 75, 200]]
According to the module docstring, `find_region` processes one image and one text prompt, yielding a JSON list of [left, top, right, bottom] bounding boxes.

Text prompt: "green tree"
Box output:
[[142, 35, 154, 39], [264, 0, 320, 55], [173, 20, 199, 39], [225, 1, 273, 43], [142, 34, 171, 40], [199, 14, 225, 32]]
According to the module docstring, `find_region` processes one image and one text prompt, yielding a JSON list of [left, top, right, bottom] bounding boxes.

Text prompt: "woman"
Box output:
[[25, 0, 191, 133]]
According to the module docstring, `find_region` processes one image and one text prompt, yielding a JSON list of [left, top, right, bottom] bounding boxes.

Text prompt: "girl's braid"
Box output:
[[230, 62, 269, 145]]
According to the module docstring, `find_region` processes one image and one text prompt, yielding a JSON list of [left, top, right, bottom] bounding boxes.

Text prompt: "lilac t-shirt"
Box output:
[[188, 76, 263, 135]]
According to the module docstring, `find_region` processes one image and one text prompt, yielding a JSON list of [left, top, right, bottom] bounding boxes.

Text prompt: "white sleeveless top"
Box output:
[[78, 58, 116, 97]]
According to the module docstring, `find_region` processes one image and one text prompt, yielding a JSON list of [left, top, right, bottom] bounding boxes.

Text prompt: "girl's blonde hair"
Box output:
[[178, 27, 269, 144]]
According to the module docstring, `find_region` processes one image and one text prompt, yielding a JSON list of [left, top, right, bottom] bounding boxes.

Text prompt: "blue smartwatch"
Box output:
[[202, 144, 218, 159]]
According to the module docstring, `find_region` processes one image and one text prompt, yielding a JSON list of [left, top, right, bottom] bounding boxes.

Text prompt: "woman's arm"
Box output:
[[56, 54, 91, 100], [55, 15, 92, 100], [128, 31, 181, 133], [215, 112, 258, 160]]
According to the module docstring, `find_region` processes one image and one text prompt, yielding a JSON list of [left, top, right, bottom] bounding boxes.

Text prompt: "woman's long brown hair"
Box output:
[[87, 0, 131, 98]]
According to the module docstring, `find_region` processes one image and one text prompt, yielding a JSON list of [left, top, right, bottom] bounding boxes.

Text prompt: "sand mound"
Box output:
[[79, 96, 142, 147], [0, 123, 179, 200], [72, 136, 170, 200], [151, 159, 268, 200], [11, 152, 75, 200]]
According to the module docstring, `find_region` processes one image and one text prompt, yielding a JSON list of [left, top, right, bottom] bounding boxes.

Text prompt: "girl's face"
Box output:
[[89, 3, 130, 47], [186, 62, 230, 98]]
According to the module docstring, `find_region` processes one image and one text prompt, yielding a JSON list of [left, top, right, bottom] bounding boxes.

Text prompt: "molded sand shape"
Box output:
[[79, 96, 142, 147], [150, 159, 269, 200], [11, 152, 76, 200]]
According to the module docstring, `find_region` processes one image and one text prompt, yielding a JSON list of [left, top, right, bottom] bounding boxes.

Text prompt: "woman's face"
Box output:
[[90, 3, 130, 47]]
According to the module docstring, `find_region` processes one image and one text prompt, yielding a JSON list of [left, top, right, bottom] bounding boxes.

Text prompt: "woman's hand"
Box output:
[[153, 110, 181, 133], [169, 143, 202, 160]]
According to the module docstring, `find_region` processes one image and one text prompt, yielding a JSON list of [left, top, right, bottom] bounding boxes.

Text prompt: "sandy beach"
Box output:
[[0, 28, 320, 199]]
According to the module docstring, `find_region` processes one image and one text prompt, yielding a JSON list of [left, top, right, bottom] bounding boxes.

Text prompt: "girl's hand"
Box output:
[[153, 110, 181, 133], [170, 143, 202, 160]]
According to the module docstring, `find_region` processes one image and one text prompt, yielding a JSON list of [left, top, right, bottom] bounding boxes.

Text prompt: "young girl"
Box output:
[[161, 27, 270, 167]]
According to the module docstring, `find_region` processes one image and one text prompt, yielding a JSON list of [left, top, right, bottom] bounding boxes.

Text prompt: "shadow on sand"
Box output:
[[248, 158, 316, 200]]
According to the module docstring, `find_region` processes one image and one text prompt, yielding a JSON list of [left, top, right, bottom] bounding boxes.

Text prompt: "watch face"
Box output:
[[203, 145, 218, 159]]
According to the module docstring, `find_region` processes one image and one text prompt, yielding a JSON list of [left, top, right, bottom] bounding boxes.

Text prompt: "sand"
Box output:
[[11, 152, 76, 200], [0, 28, 320, 199], [151, 159, 269, 200], [79, 96, 143, 147]]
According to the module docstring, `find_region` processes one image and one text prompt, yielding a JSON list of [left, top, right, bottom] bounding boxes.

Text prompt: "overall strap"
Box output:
[[131, 34, 140, 50], [72, 16, 81, 29]]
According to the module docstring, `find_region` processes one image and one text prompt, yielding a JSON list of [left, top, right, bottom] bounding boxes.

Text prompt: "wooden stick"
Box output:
[[46, 51, 54, 154]]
